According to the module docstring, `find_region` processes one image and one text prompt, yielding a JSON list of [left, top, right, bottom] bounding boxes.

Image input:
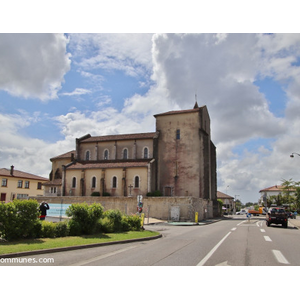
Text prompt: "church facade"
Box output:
[[43, 103, 217, 204]]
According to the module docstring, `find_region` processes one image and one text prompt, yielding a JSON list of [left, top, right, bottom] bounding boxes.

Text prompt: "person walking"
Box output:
[[39, 201, 50, 220]]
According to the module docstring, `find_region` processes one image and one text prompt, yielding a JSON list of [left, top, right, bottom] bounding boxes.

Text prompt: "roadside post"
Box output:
[[141, 213, 145, 227], [195, 212, 199, 224]]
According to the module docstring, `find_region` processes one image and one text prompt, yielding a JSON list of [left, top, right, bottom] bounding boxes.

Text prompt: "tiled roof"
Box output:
[[50, 150, 76, 161], [154, 106, 204, 117], [217, 191, 234, 199], [67, 160, 152, 170], [80, 132, 157, 143], [259, 185, 295, 192], [0, 168, 48, 181]]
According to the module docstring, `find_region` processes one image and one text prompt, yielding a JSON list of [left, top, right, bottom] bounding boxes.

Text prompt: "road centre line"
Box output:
[[264, 236, 272, 242], [231, 227, 237, 231], [70, 245, 137, 266], [197, 232, 231, 266], [237, 220, 246, 226], [272, 250, 290, 264], [260, 229, 266, 233]]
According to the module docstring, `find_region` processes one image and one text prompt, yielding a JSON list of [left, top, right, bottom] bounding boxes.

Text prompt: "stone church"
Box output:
[[43, 103, 217, 205]]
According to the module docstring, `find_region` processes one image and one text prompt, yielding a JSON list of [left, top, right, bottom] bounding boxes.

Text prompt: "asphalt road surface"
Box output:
[[2, 217, 300, 266]]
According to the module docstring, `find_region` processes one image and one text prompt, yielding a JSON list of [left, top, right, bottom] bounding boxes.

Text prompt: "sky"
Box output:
[[1, 3, 300, 206]]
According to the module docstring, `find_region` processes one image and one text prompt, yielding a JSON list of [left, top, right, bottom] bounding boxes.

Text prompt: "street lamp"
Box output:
[[290, 152, 300, 158]]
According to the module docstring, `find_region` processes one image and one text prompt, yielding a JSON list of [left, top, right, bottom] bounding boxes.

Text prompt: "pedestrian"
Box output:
[[39, 201, 50, 220]]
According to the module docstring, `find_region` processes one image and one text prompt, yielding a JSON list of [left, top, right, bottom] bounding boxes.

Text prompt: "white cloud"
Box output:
[[0, 33, 71, 101], [61, 88, 92, 96]]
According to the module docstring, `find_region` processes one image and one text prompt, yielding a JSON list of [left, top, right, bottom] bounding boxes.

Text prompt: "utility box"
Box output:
[[170, 206, 180, 222]]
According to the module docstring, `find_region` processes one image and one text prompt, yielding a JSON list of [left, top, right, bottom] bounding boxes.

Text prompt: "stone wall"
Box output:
[[36, 196, 213, 221]]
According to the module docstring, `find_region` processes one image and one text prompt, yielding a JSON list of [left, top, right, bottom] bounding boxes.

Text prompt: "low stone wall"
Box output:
[[36, 196, 213, 221]]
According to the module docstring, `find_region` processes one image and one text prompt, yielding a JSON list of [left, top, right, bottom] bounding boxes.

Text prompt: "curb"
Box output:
[[0, 233, 162, 259]]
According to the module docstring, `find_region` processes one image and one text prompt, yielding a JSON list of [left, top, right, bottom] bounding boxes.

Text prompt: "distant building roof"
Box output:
[[154, 106, 205, 117], [50, 150, 76, 161], [80, 132, 158, 143], [0, 168, 48, 181], [259, 185, 295, 193], [217, 191, 234, 199], [67, 160, 152, 170]]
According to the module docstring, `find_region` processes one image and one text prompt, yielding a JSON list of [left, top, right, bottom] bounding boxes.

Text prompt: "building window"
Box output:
[[123, 148, 128, 159], [176, 129, 180, 140], [50, 187, 57, 194], [134, 176, 140, 188], [1, 178, 7, 187], [25, 181, 30, 189], [104, 149, 109, 160], [17, 194, 28, 199], [72, 177, 76, 188], [92, 176, 96, 188], [143, 147, 149, 159], [85, 150, 90, 161], [37, 182, 42, 190], [18, 180, 23, 188], [112, 176, 117, 188]]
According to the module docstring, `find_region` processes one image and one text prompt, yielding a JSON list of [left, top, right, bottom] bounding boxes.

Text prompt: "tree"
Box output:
[[281, 178, 295, 204]]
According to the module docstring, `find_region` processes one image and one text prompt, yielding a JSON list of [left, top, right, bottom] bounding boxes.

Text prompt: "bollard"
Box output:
[[195, 212, 199, 223], [141, 213, 145, 227]]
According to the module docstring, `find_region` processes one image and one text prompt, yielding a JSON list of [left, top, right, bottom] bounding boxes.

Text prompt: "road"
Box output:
[[2, 216, 300, 266]]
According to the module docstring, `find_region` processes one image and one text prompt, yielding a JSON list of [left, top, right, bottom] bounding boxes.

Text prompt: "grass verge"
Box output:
[[0, 230, 160, 255]]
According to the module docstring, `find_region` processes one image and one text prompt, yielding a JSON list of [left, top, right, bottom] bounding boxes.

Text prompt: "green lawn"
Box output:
[[0, 230, 160, 255]]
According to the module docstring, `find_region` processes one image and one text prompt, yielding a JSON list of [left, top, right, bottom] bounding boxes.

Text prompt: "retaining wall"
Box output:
[[36, 196, 213, 221]]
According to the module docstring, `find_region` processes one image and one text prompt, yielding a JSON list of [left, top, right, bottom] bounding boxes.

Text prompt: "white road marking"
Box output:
[[264, 236, 272, 242], [231, 227, 237, 231], [197, 232, 231, 266], [71, 245, 137, 266], [237, 221, 246, 226], [260, 229, 266, 233], [272, 250, 290, 264]]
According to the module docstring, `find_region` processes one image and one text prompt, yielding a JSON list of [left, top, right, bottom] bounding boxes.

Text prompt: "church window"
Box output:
[[134, 176, 140, 188], [92, 176, 96, 188], [176, 129, 180, 140], [112, 176, 117, 188], [143, 147, 149, 158], [104, 149, 109, 160], [72, 177, 76, 188], [123, 148, 128, 159], [85, 150, 90, 161]]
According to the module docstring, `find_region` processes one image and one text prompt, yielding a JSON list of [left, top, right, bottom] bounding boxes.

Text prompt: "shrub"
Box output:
[[91, 192, 100, 196], [68, 219, 82, 236], [55, 221, 69, 237], [103, 209, 123, 232], [96, 217, 114, 233], [146, 190, 162, 197], [0, 199, 40, 241], [66, 202, 103, 235], [122, 215, 141, 231], [41, 221, 56, 238]]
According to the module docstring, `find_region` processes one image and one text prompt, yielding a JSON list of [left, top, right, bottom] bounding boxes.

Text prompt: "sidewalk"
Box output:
[[288, 216, 300, 228]]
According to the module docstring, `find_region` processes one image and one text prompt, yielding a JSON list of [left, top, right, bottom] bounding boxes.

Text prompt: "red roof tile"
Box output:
[[50, 150, 76, 161], [0, 168, 48, 181], [154, 106, 204, 117], [81, 132, 157, 143]]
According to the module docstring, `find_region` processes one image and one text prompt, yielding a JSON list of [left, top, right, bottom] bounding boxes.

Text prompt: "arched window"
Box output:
[[104, 149, 109, 160], [123, 148, 128, 159], [85, 150, 90, 161], [92, 176, 96, 188], [72, 177, 76, 188], [112, 176, 117, 188], [134, 176, 140, 188], [143, 147, 148, 159]]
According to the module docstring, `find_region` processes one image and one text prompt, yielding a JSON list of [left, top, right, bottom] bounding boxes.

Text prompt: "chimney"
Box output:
[[10, 165, 14, 176]]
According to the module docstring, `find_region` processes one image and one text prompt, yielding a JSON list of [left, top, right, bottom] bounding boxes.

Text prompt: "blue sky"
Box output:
[[1, 29, 300, 205]]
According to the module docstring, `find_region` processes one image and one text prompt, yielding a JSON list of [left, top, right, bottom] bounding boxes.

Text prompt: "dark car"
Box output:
[[266, 207, 288, 228], [287, 212, 296, 219]]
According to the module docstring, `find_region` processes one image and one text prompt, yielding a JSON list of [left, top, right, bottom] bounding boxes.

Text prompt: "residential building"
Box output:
[[259, 185, 295, 206], [0, 166, 48, 202], [217, 191, 234, 213], [43, 103, 217, 207]]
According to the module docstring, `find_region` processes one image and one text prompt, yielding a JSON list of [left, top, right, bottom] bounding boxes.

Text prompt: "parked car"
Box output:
[[236, 209, 247, 215], [287, 212, 296, 219]]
